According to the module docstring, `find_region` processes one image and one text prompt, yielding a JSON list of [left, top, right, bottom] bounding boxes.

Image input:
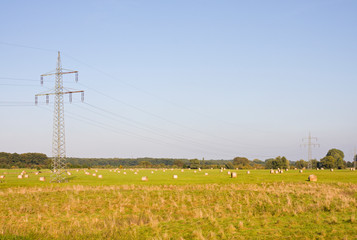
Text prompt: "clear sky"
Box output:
[[0, 0, 356, 161]]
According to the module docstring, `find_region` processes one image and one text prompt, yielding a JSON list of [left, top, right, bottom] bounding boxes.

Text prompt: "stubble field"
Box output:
[[0, 168, 356, 239]]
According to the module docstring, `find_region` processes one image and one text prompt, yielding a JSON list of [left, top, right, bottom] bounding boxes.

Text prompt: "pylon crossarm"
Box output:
[[41, 71, 78, 77]]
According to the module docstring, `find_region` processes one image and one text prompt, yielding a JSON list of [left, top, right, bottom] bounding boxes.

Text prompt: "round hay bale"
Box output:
[[98, 175, 103, 179], [299, 170, 303, 173], [194, 170, 197, 173], [247, 171, 250, 174], [141, 176, 148, 181], [227, 171, 231, 175], [39, 177, 45, 182], [308, 174, 317, 182], [231, 172, 237, 178], [173, 175, 178, 179], [270, 169, 274, 174], [204, 173, 208, 176], [330, 169, 334, 172], [0, 175, 5, 179]]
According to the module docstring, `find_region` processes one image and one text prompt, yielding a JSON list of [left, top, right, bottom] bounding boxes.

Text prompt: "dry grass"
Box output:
[[0, 182, 356, 239]]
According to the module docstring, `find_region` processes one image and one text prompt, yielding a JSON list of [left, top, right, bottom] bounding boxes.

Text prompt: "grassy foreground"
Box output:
[[0, 169, 356, 239]]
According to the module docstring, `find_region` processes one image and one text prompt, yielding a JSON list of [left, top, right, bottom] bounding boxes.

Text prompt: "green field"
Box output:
[[0, 168, 356, 239]]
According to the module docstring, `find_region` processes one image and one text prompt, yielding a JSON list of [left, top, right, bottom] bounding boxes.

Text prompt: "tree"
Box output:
[[233, 157, 250, 166], [321, 148, 345, 169], [173, 159, 184, 168], [225, 162, 234, 169], [264, 156, 289, 169], [189, 159, 200, 169], [320, 156, 335, 169], [295, 159, 307, 169]]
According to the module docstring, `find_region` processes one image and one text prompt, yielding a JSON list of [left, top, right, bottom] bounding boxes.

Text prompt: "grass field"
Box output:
[[0, 168, 356, 239]]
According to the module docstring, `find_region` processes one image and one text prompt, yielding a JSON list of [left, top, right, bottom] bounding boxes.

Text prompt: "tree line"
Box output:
[[0, 148, 355, 169]]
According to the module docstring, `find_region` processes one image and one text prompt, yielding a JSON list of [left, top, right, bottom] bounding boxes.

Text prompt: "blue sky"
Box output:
[[0, 0, 356, 161]]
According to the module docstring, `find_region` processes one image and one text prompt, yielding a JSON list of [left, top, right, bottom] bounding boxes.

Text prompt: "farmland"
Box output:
[[0, 169, 356, 239]]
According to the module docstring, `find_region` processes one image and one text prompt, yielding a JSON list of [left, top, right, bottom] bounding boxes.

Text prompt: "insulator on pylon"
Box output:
[[35, 96, 38, 105], [75, 72, 78, 82], [81, 92, 84, 102], [41, 76, 43, 86], [69, 92, 72, 103], [46, 95, 49, 104]]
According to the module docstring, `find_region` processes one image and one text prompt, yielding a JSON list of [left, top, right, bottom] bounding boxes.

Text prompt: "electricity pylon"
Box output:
[[36, 51, 84, 182], [301, 132, 320, 169]]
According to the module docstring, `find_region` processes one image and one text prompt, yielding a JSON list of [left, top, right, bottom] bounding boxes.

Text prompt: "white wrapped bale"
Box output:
[[141, 176, 148, 181], [173, 175, 178, 179], [39, 177, 45, 182], [231, 172, 237, 178]]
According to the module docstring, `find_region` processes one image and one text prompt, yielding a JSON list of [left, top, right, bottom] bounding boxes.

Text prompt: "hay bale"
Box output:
[[173, 175, 178, 179], [220, 169, 223, 173], [308, 175, 317, 182], [198, 168, 201, 172], [227, 171, 231, 175], [35, 172, 39, 175], [0, 175, 4, 179], [231, 172, 237, 178], [123, 172, 127, 175], [204, 173, 208, 176], [286, 169, 289, 171], [299, 170, 303, 173], [270, 169, 274, 174], [275, 170, 279, 174], [92, 173, 96, 177], [181, 169, 184, 172], [330, 169, 334, 172], [321, 168, 324, 170], [247, 171, 250, 174], [24, 175, 29, 178], [279, 170, 283, 174], [39, 177, 45, 182], [98, 175, 103, 179], [67, 172, 71, 176], [194, 170, 197, 173], [141, 176, 148, 181], [151, 171, 154, 174], [134, 172, 138, 175]]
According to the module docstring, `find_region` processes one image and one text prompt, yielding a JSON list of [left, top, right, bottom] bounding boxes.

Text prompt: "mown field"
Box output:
[[0, 168, 356, 239]]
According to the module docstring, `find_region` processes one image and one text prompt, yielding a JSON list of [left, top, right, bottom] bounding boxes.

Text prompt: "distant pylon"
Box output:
[[35, 51, 84, 182], [301, 132, 320, 169]]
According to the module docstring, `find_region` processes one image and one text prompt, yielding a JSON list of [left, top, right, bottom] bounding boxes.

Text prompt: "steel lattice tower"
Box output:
[[36, 51, 84, 182], [301, 132, 319, 169]]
